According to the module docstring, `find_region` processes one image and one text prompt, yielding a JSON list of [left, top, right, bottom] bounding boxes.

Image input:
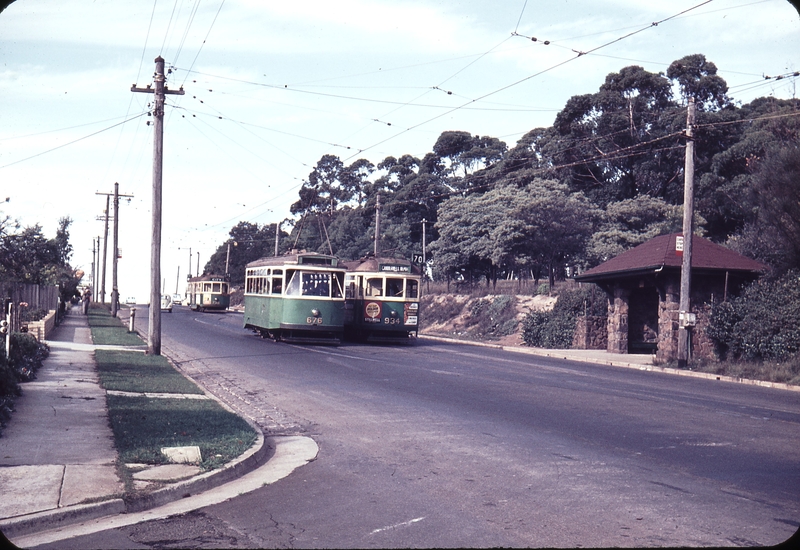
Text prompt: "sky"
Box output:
[[1, 0, 799, 303]]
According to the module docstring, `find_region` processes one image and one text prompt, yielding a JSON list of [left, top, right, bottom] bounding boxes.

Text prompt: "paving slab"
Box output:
[[0, 465, 63, 519], [161, 445, 202, 464], [61, 464, 124, 507]]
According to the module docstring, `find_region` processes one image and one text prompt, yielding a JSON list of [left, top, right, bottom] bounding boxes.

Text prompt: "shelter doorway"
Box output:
[[628, 287, 659, 354]]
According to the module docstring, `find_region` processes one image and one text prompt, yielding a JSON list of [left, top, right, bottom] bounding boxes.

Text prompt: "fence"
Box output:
[[0, 282, 61, 335]]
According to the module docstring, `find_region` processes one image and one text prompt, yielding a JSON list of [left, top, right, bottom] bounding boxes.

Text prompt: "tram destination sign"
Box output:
[[379, 263, 411, 273]]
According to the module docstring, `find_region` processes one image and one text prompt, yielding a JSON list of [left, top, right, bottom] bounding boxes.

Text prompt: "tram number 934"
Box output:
[[306, 316, 324, 324], [384, 317, 402, 325]]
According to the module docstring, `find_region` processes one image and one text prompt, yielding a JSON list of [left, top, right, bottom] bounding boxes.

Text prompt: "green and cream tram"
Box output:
[[186, 274, 230, 312], [342, 256, 421, 342], [243, 252, 346, 344]]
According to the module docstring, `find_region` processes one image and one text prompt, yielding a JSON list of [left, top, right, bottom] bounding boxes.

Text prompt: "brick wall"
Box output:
[[25, 310, 56, 342]]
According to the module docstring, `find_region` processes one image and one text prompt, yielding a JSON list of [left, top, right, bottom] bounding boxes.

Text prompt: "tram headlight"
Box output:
[[311, 309, 320, 317]]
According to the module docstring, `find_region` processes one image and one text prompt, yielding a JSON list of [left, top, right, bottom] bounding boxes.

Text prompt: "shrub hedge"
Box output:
[[521, 286, 607, 348], [707, 270, 800, 361]]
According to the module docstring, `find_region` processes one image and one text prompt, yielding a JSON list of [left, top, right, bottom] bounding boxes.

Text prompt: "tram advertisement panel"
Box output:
[[364, 301, 382, 323], [404, 302, 418, 325]]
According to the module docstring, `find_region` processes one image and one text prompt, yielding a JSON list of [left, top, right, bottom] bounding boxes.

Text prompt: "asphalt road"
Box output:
[[35, 305, 800, 548]]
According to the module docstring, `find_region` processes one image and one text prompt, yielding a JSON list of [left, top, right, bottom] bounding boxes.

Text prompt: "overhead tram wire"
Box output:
[[0, 114, 144, 143], [159, 0, 181, 56], [136, 0, 159, 86], [178, 0, 227, 90], [339, 0, 716, 163], [0, 113, 149, 171], [174, 105, 304, 184], [171, 0, 204, 68], [175, 68, 552, 112], [177, 99, 357, 152]]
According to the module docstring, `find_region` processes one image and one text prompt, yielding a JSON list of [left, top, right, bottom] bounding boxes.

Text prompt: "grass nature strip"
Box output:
[[87, 304, 146, 346], [107, 394, 257, 470], [89, 304, 257, 470]]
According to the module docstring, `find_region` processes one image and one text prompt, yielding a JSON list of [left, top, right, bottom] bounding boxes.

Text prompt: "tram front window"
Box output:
[[366, 277, 383, 296], [386, 278, 404, 297], [302, 272, 330, 297], [407, 279, 419, 299]]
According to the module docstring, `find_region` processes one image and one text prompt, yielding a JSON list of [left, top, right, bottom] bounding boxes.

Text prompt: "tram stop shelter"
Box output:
[[574, 233, 766, 363]]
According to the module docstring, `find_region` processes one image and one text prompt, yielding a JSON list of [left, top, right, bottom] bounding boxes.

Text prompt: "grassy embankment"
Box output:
[[421, 281, 800, 386], [87, 304, 257, 476]]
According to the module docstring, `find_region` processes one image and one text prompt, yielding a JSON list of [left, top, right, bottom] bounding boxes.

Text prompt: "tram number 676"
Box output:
[[306, 317, 323, 324]]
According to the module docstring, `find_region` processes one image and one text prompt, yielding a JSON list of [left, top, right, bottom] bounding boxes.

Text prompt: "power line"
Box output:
[[0, 113, 148, 170]]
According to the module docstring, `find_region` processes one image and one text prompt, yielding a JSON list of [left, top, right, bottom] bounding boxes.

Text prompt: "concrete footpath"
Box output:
[[0, 307, 317, 546]]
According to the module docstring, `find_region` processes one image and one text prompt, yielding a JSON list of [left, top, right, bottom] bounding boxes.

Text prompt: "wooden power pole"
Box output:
[[97, 183, 133, 317], [100, 195, 109, 304], [677, 97, 696, 368], [132, 57, 184, 355]]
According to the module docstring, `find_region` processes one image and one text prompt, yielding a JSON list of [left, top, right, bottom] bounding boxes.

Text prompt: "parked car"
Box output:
[[160, 294, 173, 313], [171, 293, 183, 306], [125, 296, 136, 305]]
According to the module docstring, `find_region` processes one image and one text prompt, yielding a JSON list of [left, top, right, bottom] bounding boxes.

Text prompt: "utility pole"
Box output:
[[175, 265, 180, 295], [132, 56, 184, 355], [374, 193, 381, 257], [95, 236, 100, 294], [225, 242, 231, 276], [274, 221, 280, 257], [91, 238, 96, 297], [196, 252, 200, 277], [677, 97, 696, 368], [99, 195, 110, 304], [421, 218, 427, 280], [97, 183, 133, 317]]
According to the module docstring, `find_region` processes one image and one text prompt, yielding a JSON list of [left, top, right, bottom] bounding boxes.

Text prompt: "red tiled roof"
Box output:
[[575, 233, 767, 282]]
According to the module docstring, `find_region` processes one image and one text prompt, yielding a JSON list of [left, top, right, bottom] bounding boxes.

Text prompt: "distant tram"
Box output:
[[342, 256, 421, 342], [186, 274, 230, 312], [243, 252, 346, 344]]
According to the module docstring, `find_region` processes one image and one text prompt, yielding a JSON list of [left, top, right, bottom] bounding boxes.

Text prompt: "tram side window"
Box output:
[[407, 279, 419, 299], [272, 270, 283, 295], [332, 272, 344, 298], [386, 278, 403, 297], [203, 283, 212, 293], [285, 270, 301, 296], [366, 277, 383, 297], [246, 275, 255, 294]]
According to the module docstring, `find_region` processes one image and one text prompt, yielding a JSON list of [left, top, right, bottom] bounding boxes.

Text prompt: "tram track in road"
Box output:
[[68, 305, 800, 547]]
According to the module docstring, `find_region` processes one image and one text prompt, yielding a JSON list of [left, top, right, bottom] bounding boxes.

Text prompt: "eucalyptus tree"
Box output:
[[548, 64, 679, 206], [431, 130, 507, 192], [697, 96, 800, 245], [584, 195, 687, 266], [429, 178, 600, 289]]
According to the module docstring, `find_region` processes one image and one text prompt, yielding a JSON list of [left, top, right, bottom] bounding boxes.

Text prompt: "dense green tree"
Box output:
[[431, 131, 507, 191], [698, 97, 800, 247], [726, 142, 800, 274], [667, 54, 731, 111], [584, 196, 686, 265], [430, 179, 599, 289], [0, 215, 81, 302], [548, 65, 682, 205]]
